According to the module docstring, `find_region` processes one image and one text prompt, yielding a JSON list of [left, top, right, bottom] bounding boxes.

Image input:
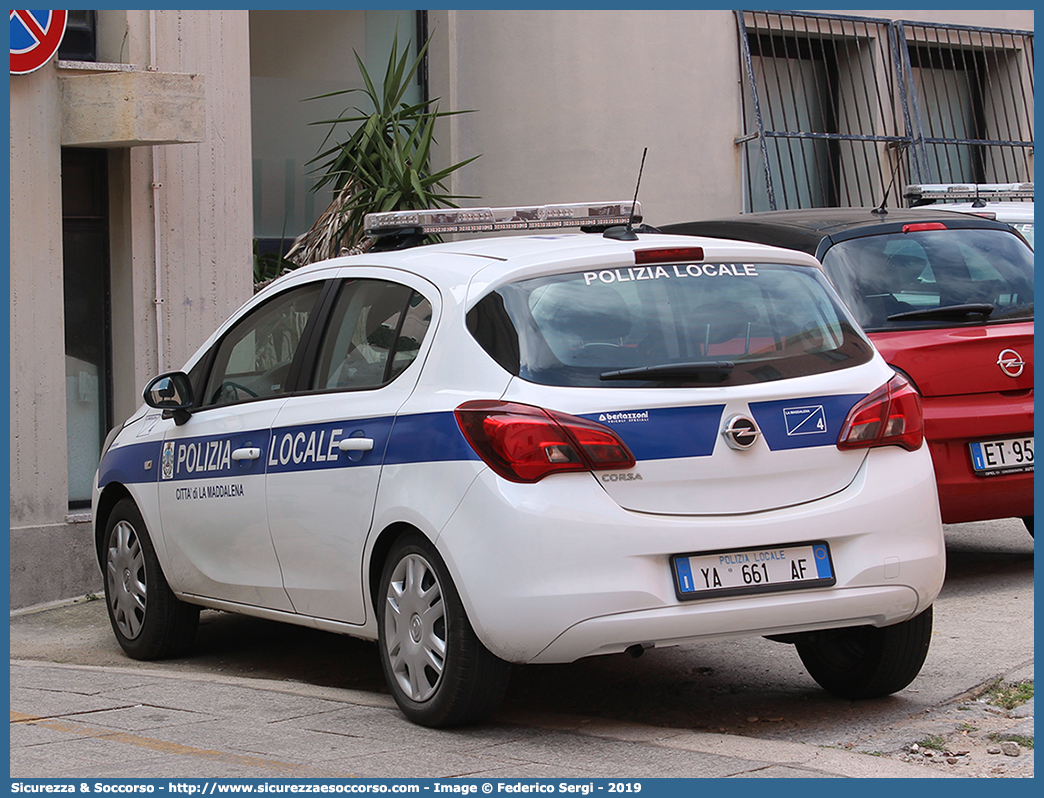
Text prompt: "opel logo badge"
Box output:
[[997, 349, 1025, 378], [722, 414, 761, 450]]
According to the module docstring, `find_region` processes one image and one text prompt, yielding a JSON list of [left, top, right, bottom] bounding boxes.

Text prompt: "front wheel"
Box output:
[[103, 498, 199, 660], [796, 606, 933, 699], [377, 533, 510, 727]]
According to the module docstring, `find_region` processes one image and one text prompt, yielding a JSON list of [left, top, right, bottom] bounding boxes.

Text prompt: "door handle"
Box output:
[[338, 437, 374, 452], [232, 447, 261, 461]]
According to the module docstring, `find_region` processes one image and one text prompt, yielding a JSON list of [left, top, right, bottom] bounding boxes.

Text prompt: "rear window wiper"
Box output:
[[600, 361, 735, 382], [991, 303, 1034, 321], [886, 303, 995, 322]]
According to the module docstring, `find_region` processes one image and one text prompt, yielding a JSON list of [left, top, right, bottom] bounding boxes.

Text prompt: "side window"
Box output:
[[311, 280, 433, 391], [201, 283, 323, 407]]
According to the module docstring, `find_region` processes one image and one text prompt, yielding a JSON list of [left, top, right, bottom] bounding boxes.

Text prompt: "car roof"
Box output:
[[659, 207, 1016, 259], [428, 229, 817, 263], [266, 231, 826, 302]]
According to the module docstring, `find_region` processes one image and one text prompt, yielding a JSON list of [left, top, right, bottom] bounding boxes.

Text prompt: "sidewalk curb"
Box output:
[[12, 660, 955, 778]]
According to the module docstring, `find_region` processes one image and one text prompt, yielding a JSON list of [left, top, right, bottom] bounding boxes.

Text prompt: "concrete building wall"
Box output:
[[842, 10, 1033, 29], [428, 9, 746, 225], [147, 10, 255, 376], [9, 9, 254, 608], [10, 62, 99, 606], [428, 8, 1034, 224], [10, 67, 69, 530]]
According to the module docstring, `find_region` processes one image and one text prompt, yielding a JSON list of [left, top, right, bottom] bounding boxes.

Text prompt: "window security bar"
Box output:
[[736, 10, 1034, 211]]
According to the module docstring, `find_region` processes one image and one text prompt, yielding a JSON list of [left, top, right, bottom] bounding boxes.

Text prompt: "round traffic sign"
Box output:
[[10, 10, 68, 75]]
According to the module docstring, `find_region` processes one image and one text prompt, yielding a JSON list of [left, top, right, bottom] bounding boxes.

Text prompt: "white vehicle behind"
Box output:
[[906, 182, 1034, 248]]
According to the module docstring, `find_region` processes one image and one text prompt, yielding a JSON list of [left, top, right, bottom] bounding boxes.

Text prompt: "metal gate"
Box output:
[[736, 10, 1034, 211]]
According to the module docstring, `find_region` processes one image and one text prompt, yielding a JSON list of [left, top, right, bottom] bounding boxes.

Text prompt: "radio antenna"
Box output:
[[873, 142, 907, 216], [605, 147, 647, 240], [630, 147, 647, 223]]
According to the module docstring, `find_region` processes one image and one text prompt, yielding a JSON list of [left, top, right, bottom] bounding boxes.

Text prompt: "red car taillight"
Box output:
[[902, 222, 948, 233], [455, 401, 636, 483], [837, 374, 924, 452]]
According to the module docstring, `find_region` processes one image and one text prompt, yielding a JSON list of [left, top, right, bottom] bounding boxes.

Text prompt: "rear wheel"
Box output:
[[377, 532, 510, 727], [103, 498, 199, 660], [796, 606, 933, 699]]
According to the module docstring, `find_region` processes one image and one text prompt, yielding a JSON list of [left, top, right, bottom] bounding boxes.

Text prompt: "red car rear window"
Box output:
[[821, 228, 1033, 331]]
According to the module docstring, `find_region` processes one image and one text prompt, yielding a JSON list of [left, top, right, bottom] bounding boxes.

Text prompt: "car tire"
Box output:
[[377, 532, 510, 727], [795, 606, 933, 699], [103, 498, 200, 660], [1023, 516, 1034, 537]]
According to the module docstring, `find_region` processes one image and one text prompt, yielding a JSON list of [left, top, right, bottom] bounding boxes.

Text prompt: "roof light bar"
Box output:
[[904, 182, 1034, 202], [365, 201, 642, 237]]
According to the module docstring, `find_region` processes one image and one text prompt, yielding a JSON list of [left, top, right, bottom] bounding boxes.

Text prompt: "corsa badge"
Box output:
[[997, 348, 1025, 378]]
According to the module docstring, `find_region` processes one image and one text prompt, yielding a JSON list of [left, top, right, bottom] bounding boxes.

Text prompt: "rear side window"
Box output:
[[468, 263, 872, 387], [310, 280, 433, 392], [822, 228, 1034, 331]]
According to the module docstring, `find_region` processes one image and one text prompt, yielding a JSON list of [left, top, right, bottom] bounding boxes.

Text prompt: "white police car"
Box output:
[[93, 202, 945, 727], [906, 182, 1034, 248]]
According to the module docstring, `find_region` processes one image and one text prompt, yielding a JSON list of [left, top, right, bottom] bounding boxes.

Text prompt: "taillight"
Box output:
[[634, 247, 704, 265], [902, 222, 947, 233], [837, 374, 924, 451], [455, 400, 636, 483]]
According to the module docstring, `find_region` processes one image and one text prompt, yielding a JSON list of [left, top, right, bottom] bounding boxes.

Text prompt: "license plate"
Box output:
[[672, 542, 835, 601], [969, 437, 1034, 476]]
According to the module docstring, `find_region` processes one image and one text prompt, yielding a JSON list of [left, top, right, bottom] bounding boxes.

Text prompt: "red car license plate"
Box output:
[[969, 437, 1034, 476]]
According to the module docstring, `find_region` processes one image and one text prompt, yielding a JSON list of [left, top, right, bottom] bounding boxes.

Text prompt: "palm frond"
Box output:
[[278, 32, 481, 271]]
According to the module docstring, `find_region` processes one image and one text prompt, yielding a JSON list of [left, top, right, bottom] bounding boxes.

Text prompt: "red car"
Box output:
[[662, 208, 1034, 535]]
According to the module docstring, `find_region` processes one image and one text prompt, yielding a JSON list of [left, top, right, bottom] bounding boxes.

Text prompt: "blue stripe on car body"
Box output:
[[97, 394, 865, 487], [582, 405, 725, 460], [750, 394, 865, 451], [266, 419, 394, 473], [384, 411, 480, 465], [97, 440, 164, 486]]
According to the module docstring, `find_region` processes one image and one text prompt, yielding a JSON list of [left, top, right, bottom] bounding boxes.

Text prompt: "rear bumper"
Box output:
[[923, 391, 1034, 523], [436, 446, 945, 664], [532, 584, 919, 663]]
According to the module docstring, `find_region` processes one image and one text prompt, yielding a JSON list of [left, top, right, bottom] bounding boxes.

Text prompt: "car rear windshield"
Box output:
[[467, 262, 873, 388], [821, 228, 1034, 332]]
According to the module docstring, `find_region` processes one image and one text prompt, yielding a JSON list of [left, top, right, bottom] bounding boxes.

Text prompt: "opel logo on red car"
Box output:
[[997, 349, 1025, 378]]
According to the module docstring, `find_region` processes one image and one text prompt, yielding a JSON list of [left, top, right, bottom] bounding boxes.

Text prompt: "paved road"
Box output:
[[10, 519, 1033, 778], [11, 659, 955, 780]]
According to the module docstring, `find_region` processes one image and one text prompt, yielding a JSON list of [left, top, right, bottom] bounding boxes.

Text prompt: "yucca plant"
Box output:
[[286, 33, 479, 266], [253, 241, 292, 283]]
